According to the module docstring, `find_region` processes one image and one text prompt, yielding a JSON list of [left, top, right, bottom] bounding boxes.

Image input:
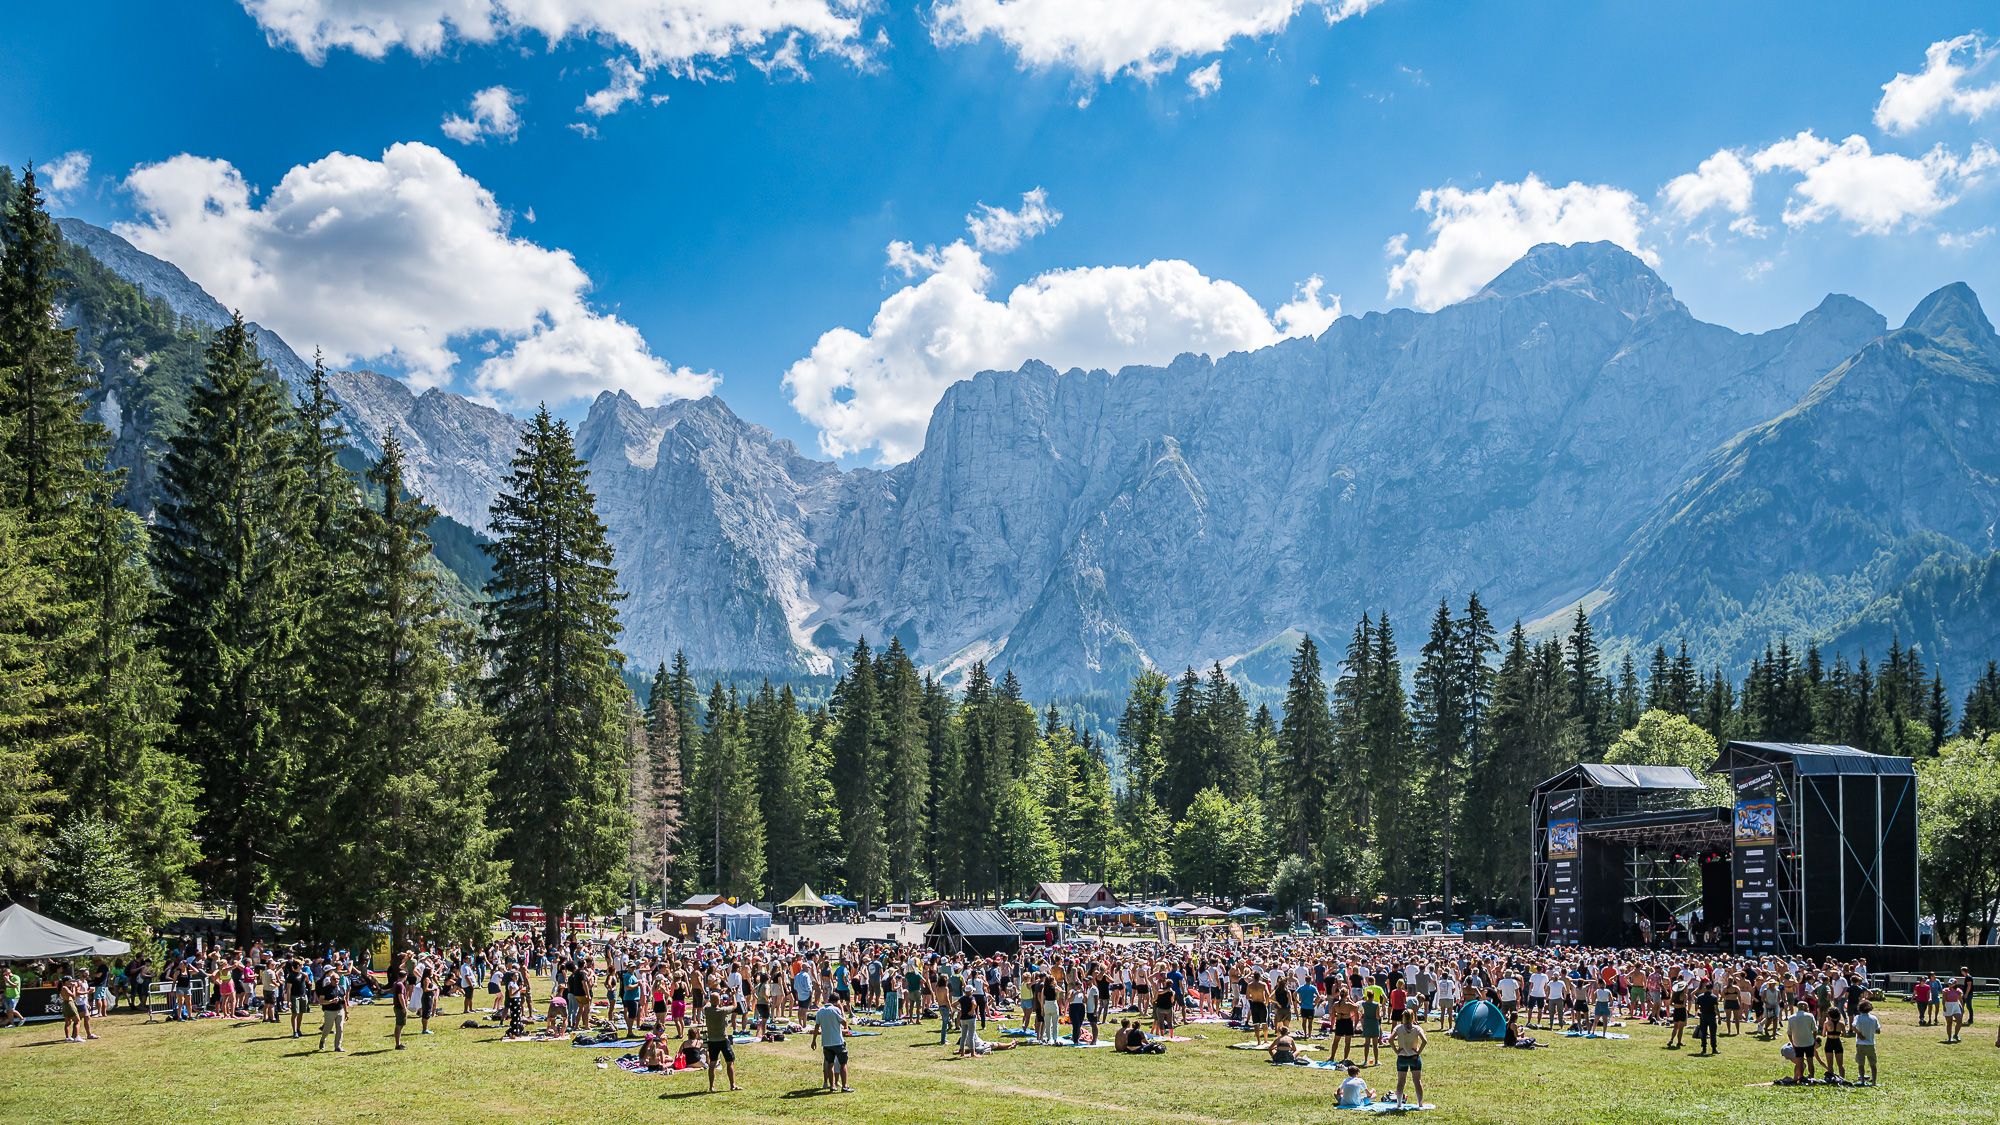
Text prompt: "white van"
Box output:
[[1419, 920, 1445, 936], [1390, 918, 1412, 936], [868, 903, 912, 922]]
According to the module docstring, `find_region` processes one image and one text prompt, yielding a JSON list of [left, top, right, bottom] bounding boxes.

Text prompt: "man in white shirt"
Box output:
[[1527, 970, 1549, 1029], [1850, 1000, 1880, 1085], [1494, 975, 1519, 1019], [1785, 1005, 1820, 1083]]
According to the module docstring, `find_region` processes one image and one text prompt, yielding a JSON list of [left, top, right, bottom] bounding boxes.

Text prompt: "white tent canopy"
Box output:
[[0, 903, 131, 959]]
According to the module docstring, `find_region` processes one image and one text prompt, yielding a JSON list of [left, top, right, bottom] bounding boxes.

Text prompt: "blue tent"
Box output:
[[1453, 999, 1506, 1041], [724, 904, 771, 942], [824, 894, 858, 908]]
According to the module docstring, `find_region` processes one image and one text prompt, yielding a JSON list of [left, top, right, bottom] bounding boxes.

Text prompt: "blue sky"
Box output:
[[6, 1, 2000, 462]]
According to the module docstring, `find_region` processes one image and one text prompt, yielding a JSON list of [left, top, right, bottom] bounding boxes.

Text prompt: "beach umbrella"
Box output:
[[1024, 899, 1058, 910], [1187, 905, 1228, 919], [1170, 901, 1200, 912], [1000, 900, 1031, 911]]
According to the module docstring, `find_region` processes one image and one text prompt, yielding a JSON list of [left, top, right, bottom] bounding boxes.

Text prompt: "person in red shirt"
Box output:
[[1389, 985, 1408, 1025]]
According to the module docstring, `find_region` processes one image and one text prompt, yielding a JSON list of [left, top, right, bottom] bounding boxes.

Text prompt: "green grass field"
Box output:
[[4, 1000, 1996, 1123]]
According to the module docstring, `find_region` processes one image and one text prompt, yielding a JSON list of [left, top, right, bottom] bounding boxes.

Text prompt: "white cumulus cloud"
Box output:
[[1875, 32, 2000, 135], [582, 56, 650, 117], [1751, 130, 1999, 234], [41, 151, 92, 203], [930, 0, 1384, 82], [238, 0, 869, 74], [1186, 60, 1222, 98], [965, 187, 1062, 253], [115, 141, 714, 408], [1661, 149, 1754, 222], [784, 194, 1337, 462], [441, 85, 521, 143], [1384, 175, 1654, 311]]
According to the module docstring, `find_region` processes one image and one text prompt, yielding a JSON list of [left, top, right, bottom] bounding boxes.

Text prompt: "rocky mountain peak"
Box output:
[[1473, 240, 1678, 319], [1900, 281, 1997, 358]]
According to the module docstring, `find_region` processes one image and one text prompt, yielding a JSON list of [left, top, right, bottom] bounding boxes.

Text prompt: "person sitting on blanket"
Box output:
[[1337, 1064, 1374, 1108], [1267, 1024, 1299, 1065], [1115, 1019, 1165, 1054], [637, 1031, 665, 1071], [546, 993, 568, 1035], [677, 1033, 706, 1069]]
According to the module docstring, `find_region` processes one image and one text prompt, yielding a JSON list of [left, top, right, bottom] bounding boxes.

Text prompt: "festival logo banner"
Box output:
[[1732, 768, 1778, 951], [1545, 793, 1581, 942]]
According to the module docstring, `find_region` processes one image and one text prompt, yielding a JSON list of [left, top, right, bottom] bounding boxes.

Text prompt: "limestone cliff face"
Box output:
[[79, 217, 2000, 690]]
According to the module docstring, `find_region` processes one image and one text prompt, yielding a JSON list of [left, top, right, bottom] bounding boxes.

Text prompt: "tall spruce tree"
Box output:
[[338, 433, 508, 949], [481, 407, 632, 945], [151, 315, 312, 942], [639, 663, 693, 900], [877, 638, 930, 902], [829, 637, 888, 905], [1965, 662, 2000, 739], [1276, 633, 1335, 856]]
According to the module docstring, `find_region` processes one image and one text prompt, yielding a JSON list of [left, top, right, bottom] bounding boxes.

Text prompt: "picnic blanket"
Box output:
[[1231, 1042, 1321, 1051], [613, 1055, 679, 1075], [1019, 1038, 1110, 1048], [1364, 1103, 1436, 1113], [858, 1017, 915, 1027], [1562, 1031, 1630, 1040], [572, 1037, 646, 1048], [500, 1033, 571, 1043]]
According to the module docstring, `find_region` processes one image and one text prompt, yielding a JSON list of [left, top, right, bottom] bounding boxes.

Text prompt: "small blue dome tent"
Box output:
[[1453, 999, 1507, 1041]]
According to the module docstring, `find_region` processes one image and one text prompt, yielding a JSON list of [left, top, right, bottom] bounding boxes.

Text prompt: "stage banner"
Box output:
[[1545, 793, 1581, 942], [1732, 767, 1778, 951]]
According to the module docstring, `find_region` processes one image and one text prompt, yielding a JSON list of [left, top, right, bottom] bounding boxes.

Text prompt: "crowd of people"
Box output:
[[9, 925, 1991, 1103]]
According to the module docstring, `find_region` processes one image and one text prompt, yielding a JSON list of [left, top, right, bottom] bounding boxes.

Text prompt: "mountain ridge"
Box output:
[[57, 218, 2000, 693]]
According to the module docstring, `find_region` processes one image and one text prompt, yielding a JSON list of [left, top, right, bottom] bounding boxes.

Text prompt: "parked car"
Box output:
[[1419, 920, 1445, 936], [1390, 918, 1412, 936]]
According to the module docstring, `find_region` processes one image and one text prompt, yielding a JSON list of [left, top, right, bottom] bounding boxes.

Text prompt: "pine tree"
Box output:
[[72, 493, 197, 900], [1566, 604, 1608, 755], [1163, 666, 1207, 816], [481, 407, 632, 945], [829, 637, 887, 905], [1200, 661, 1252, 798], [1117, 669, 1171, 808], [340, 433, 507, 948], [0, 505, 59, 887], [639, 663, 693, 900], [668, 650, 700, 787], [1667, 641, 1698, 718], [1645, 645, 1671, 712], [0, 166, 101, 527], [951, 663, 1006, 898], [921, 674, 962, 897], [754, 683, 834, 897], [1614, 654, 1642, 730], [1066, 730, 1115, 882], [1926, 672, 1951, 755], [151, 315, 312, 943], [1964, 661, 2000, 739], [877, 638, 930, 902], [701, 690, 765, 900]]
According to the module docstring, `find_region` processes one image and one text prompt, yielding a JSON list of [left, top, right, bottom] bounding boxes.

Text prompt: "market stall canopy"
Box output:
[[1186, 906, 1228, 919], [778, 885, 832, 910], [1228, 906, 1266, 917], [0, 904, 131, 959], [823, 894, 858, 908], [1022, 899, 1058, 910], [1000, 900, 1030, 911]]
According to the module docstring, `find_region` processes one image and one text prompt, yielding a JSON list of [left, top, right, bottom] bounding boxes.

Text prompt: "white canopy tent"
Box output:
[[0, 903, 131, 960]]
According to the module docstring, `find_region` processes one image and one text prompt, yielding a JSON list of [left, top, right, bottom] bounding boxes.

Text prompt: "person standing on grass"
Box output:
[[1848, 998, 1880, 1084], [1941, 981, 1965, 1044], [1390, 1009, 1427, 1108], [316, 960, 349, 1052], [1785, 1002, 1818, 1082], [284, 955, 308, 1038], [702, 989, 740, 1092], [1693, 980, 1720, 1055], [390, 954, 411, 1050], [812, 996, 854, 1092], [420, 954, 441, 1036]]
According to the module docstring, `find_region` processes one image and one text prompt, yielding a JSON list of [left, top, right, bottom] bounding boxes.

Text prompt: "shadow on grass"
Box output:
[[779, 1087, 835, 1099]]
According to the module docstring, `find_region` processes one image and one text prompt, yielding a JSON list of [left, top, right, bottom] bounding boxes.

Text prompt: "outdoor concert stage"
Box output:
[[1530, 742, 1920, 961]]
